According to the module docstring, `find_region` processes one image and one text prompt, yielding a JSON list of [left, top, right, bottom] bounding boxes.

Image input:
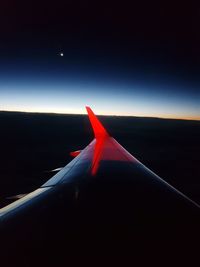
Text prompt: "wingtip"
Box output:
[[85, 106, 92, 113], [85, 106, 109, 139]]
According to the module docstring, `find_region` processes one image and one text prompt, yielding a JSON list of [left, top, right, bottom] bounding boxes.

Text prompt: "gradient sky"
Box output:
[[0, 1, 199, 120]]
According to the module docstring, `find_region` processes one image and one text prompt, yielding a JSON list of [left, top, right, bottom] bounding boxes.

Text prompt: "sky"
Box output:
[[0, 1, 199, 120]]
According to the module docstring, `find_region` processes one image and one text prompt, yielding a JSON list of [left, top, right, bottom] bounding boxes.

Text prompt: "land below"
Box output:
[[0, 111, 199, 207]]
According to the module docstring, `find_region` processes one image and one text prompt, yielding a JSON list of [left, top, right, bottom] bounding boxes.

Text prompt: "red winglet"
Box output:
[[86, 106, 109, 139]]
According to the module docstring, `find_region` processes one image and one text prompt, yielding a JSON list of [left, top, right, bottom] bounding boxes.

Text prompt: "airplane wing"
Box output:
[[0, 107, 199, 266]]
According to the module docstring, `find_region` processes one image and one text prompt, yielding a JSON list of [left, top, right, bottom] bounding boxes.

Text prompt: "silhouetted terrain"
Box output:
[[0, 111, 199, 207]]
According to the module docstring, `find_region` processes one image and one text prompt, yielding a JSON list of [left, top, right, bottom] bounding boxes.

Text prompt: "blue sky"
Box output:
[[0, 0, 200, 120], [0, 61, 199, 120]]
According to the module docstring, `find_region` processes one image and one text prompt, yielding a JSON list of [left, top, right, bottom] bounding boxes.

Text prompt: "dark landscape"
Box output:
[[0, 111, 199, 208]]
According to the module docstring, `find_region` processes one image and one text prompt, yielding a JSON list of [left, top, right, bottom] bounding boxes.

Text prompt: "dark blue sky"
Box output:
[[0, 1, 199, 119]]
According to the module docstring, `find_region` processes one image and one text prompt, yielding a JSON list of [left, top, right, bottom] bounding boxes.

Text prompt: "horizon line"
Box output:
[[0, 108, 199, 122]]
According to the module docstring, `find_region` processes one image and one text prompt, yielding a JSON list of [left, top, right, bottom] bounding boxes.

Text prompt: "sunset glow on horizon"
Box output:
[[1, 105, 199, 121], [0, 60, 199, 122]]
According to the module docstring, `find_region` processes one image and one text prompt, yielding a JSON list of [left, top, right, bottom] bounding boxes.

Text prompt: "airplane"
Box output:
[[0, 106, 199, 266]]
